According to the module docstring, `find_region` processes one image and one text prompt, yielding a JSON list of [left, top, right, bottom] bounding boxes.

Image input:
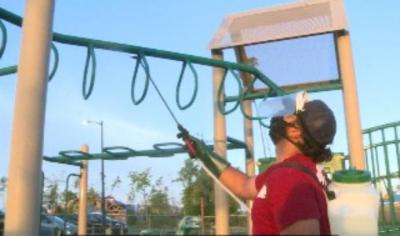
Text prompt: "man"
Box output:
[[182, 99, 336, 235]]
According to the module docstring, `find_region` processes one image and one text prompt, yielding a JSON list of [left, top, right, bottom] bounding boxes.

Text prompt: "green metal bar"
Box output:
[[374, 146, 382, 181], [381, 129, 398, 225], [371, 172, 400, 182], [363, 121, 400, 134], [43, 156, 81, 167], [366, 140, 400, 149], [393, 127, 400, 175], [44, 137, 247, 164], [0, 65, 17, 76], [367, 132, 378, 188], [225, 81, 342, 103], [0, 7, 283, 95]]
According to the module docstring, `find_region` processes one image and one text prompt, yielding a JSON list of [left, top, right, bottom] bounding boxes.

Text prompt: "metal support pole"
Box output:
[[99, 121, 107, 234], [234, 46, 255, 234], [336, 31, 365, 170], [4, 1, 54, 235], [78, 145, 89, 235], [64, 173, 80, 231], [212, 49, 229, 235]]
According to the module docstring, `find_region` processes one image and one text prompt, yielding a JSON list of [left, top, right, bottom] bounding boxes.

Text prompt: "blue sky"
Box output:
[[1, 0, 400, 207]]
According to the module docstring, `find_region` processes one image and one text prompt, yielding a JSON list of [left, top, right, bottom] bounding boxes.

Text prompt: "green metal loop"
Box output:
[[176, 60, 198, 110], [131, 54, 151, 105], [59, 150, 94, 160], [153, 142, 185, 151], [82, 45, 96, 100], [103, 146, 138, 159], [0, 20, 6, 59], [152, 142, 182, 157], [239, 77, 272, 127], [48, 43, 59, 81], [217, 68, 243, 115], [148, 152, 174, 158]]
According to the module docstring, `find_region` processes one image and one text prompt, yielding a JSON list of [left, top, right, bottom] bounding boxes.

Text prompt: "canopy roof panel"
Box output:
[[209, 0, 347, 50]]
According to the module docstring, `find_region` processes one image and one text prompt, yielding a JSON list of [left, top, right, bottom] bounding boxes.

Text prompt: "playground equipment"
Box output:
[[363, 121, 400, 234], [0, 0, 378, 235], [0, 2, 276, 235], [208, 0, 363, 233]]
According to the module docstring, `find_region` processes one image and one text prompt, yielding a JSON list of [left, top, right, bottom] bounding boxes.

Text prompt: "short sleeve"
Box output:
[[266, 168, 321, 231]]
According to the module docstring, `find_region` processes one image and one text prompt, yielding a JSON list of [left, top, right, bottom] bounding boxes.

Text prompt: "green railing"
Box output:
[[363, 121, 400, 233]]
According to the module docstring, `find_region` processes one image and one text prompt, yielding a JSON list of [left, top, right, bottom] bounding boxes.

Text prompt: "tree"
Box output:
[[176, 159, 239, 216], [127, 169, 177, 229], [88, 187, 101, 208], [127, 169, 152, 204], [43, 179, 61, 214], [62, 190, 78, 213], [148, 177, 171, 215]]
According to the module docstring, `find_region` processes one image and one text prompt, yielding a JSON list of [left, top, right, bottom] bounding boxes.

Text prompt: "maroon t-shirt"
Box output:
[[252, 154, 330, 235]]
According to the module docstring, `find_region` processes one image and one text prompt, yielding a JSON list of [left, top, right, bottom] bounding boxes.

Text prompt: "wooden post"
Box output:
[[234, 46, 255, 234], [4, 1, 55, 235], [78, 145, 89, 235], [336, 30, 365, 170], [212, 49, 229, 235]]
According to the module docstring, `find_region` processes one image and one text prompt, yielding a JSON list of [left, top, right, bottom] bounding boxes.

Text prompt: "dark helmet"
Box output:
[[297, 100, 336, 147], [269, 99, 337, 163]]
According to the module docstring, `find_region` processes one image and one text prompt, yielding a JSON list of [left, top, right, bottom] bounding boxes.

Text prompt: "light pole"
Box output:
[[64, 173, 80, 231], [82, 120, 106, 232]]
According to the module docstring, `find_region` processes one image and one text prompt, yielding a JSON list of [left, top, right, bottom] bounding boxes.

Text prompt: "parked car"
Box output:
[[44, 215, 77, 235], [87, 212, 128, 235]]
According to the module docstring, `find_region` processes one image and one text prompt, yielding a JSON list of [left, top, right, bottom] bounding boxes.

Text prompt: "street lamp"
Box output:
[[82, 119, 106, 232], [64, 173, 80, 231]]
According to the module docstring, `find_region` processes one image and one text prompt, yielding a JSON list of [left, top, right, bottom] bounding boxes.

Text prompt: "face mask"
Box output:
[[269, 117, 288, 145]]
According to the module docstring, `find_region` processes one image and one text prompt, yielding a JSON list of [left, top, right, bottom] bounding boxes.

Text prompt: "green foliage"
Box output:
[[176, 159, 239, 216], [62, 190, 78, 213], [127, 168, 152, 204], [148, 177, 171, 216], [44, 181, 60, 206], [87, 186, 100, 207]]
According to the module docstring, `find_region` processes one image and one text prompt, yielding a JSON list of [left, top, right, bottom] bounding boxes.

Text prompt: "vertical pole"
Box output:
[[234, 46, 255, 234], [211, 49, 229, 235], [4, 1, 54, 236], [79, 145, 89, 235], [99, 121, 107, 234], [64, 174, 79, 231], [336, 31, 365, 170]]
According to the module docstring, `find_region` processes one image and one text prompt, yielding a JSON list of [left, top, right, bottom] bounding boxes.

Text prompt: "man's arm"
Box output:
[[281, 218, 320, 235], [219, 166, 258, 200]]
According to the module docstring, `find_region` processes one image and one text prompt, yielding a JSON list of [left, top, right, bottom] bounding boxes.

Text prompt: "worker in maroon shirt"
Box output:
[[181, 98, 336, 235]]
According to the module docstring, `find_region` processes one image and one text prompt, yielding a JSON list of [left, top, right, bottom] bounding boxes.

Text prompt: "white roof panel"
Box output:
[[209, 0, 347, 49]]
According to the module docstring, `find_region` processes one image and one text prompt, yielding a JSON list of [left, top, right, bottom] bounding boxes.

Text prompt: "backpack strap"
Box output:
[[279, 162, 336, 200]]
